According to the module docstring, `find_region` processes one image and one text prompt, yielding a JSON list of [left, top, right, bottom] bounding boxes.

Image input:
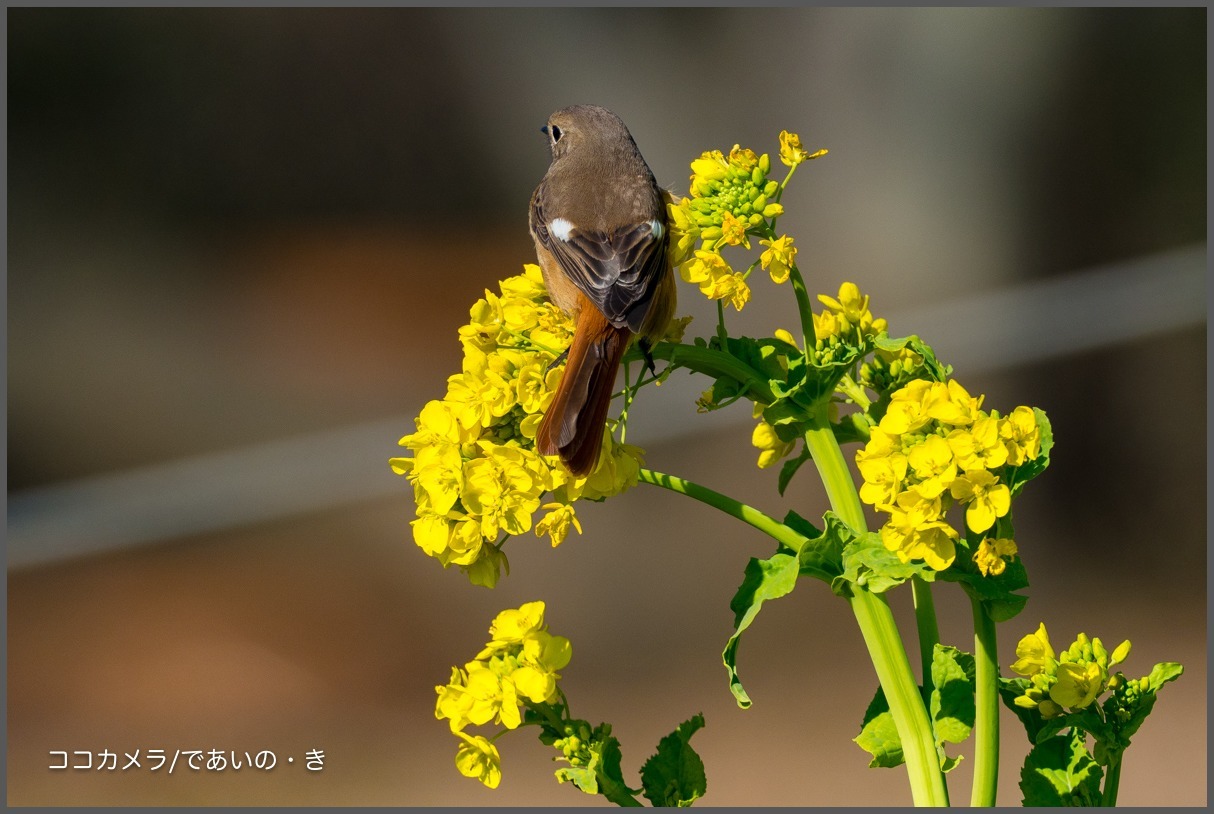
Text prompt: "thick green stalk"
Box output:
[[970, 596, 1000, 807], [912, 576, 941, 702], [637, 468, 808, 551], [803, 413, 949, 807], [1100, 755, 1122, 806]]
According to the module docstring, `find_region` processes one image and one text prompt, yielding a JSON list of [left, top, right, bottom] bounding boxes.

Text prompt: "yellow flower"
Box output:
[[1050, 661, 1105, 710], [454, 732, 502, 789], [485, 600, 547, 647], [535, 502, 582, 547], [752, 419, 795, 469], [880, 491, 957, 570], [689, 149, 729, 197], [817, 281, 885, 337], [728, 145, 760, 173], [412, 512, 456, 558], [925, 380, 982, 427], [906, 435, 958, 500], [1010, 622, 1054, 677], [680, 249, 730, 286], [878, 379, 935, 435], [1001, 405, 1042, 465], [946, 415, 1008, 472], [719, 210, 750, 248], [856, 427, 908, 507], [666, 196, 700, 267], [949, 469, 1011, 534], [778, 130, 827, 167], [414, 444, 465, 515], [759, 235, 796, 285], [974, 537, 1017, 577], [511, 629, 572, 703]]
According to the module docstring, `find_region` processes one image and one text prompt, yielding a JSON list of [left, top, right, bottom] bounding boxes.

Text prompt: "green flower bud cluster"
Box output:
[[688, 147, 784, 238], [1009, 625, 1130, 719], [552, 721, 599, 768], [861, 345, 928, 395]]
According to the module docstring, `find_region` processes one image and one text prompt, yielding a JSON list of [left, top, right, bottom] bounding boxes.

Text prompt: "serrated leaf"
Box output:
[[640, 714, 707, 807], [931, 645, 976, 746], [722, 552, 800, 708], [777, 447, 812, 496], [1019, 730, 1103, 807], [854, 688, 904, 768], [596, 736, 642, 807]]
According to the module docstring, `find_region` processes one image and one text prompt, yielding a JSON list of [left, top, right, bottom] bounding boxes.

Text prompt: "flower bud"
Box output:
[[764, 180, 779, 197], [762, 203, 785, 218], [759, 152, 771, 174], [1110, 639, 1131, 667]]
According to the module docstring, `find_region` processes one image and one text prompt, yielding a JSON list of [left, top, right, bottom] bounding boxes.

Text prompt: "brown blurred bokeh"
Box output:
[[8, 7, 1206, 807]]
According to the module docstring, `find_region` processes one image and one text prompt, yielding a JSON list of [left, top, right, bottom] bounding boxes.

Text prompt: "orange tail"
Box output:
[[536, 304, 630, 477]]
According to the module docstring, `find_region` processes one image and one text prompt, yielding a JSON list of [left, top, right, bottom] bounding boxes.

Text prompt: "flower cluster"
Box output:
[[435, 601, 573, 787], [1009, 623, 1131, 719], [391, 265, 646, 587], [812, 281, 888, 364], [667, 131, 825, 311], [855, 379, 1042, 571]]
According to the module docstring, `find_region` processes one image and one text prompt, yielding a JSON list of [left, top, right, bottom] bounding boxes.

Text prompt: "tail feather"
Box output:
[[536, 306, 630, 477]]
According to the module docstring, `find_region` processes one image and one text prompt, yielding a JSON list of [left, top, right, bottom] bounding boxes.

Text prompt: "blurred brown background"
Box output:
[[7, 7, 1206, 807]]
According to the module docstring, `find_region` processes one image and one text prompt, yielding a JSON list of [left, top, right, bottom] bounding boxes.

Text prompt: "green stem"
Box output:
[[1101, 755, 1122, 806], [783, 261, 816, 357], [803, 409, 948, 807], [912, 576, 941, 703], [970, 596, 1000, 807], [637, 468, 808, 551]]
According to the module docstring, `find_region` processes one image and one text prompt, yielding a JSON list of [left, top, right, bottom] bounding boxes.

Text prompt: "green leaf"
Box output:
[[1019, 729, 1103, 807], [640, 714, 707, 807], [722, 552, 801, 708], [873, 334, 952, 383], [931, 645, 976, 746], [597, 736, 643, 807], [777, 447, 812, 496], [832, 513, 936, 596], [1146, 661, 1185, 690], [783, 510, 843, 585], [854, 688, 904, 768]]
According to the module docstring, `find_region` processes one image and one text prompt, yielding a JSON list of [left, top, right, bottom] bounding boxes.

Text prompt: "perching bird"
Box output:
[[529, 105, 676, 477]]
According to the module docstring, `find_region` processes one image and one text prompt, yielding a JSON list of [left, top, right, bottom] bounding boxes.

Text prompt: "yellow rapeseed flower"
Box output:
[[759, 234, 796, 285], [974, 537, 1017, 577], [1010, 622, 1054, 677], [949, 469, 1011, 534], [454, 732, 502, 789]]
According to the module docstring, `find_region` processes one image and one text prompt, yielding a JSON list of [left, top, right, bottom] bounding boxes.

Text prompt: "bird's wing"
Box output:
[[530, 187, 669, 333]]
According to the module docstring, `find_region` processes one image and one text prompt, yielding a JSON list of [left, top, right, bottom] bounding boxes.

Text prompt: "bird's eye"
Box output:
[[549, 125, 563, 143]]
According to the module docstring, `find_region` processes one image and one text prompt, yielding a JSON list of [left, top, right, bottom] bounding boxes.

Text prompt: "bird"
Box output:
[[529, 104, 676, 477]]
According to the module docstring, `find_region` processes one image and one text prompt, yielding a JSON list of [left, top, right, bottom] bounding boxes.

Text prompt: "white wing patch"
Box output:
[[648, 219, 664, 240], [549, 218, 575, 242]]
